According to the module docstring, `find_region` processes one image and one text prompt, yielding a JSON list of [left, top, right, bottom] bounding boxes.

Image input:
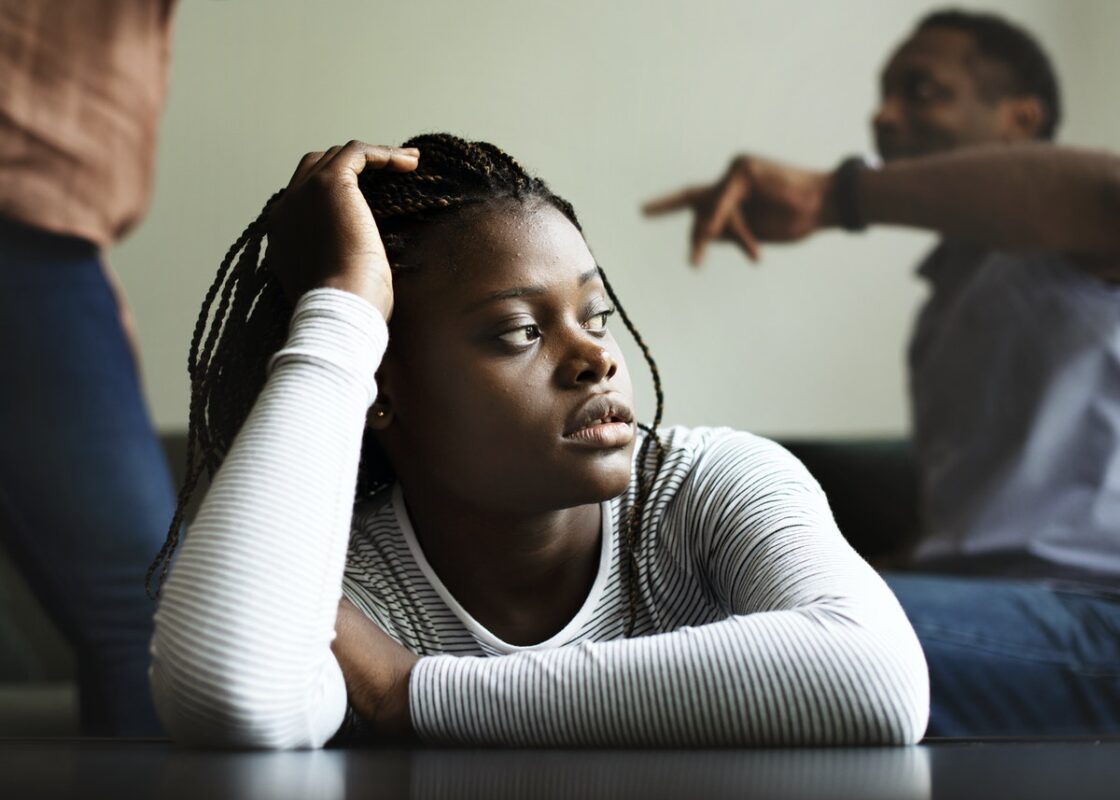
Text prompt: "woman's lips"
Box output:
[[563, 420, 635, 448], [564, 393, 635, 437]]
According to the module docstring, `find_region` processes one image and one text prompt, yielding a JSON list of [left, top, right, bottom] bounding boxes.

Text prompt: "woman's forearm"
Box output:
[[401, 432, 928, 747], [149, 288, 387, 749], [408, 600, 927, 747]]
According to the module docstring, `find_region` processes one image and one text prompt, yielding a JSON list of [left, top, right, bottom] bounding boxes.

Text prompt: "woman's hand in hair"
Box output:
[[268, 141, 419, 320], [331, 597, 419, 740], [642, 155, 830, 267]]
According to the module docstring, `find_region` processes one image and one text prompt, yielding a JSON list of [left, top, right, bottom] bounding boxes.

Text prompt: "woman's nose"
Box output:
[[565, 341, 617, 385]]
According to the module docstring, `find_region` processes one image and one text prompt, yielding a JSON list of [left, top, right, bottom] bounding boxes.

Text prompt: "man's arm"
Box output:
[[645, 143, 1120, 269], [857, 143, 1120, 257]]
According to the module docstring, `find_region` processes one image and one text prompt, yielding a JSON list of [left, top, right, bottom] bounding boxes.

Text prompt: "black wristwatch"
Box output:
[[832, 156, 868, 232]]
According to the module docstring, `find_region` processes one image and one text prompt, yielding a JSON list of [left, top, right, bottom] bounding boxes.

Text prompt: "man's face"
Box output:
[[873, 27, 1021, 161]]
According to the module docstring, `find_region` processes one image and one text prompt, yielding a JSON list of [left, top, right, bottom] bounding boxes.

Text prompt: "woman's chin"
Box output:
[[570, 459, 635, 505]]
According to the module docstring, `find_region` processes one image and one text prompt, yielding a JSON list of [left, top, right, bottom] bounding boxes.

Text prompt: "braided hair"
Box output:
[[146, 133, 665, 636]]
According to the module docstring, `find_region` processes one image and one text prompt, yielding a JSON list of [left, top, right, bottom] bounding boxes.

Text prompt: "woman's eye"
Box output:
[[497, 325, 542, 346], [585, 307, 616, 333]]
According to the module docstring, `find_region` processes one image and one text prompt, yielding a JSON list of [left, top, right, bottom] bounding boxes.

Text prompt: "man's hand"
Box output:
[[643, 155, 834, 266], [332, 597, 419, 740], [267, 141, 419, 321]]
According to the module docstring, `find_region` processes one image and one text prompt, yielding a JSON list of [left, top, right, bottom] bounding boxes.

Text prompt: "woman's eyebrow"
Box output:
[[463, 266, 601, 312]]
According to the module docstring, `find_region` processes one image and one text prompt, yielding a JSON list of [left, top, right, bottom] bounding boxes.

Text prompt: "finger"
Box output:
[[703, 173, 746, 245], [727, 209, 761, 263], [319, 143, 345, 163], [642, 187, 702, 216], [326, 140, 420, 182], [692, 169, 751, 266], [689, 200, 727, 268], [307, 142, 352, 176], [689, 214, 711, 267], [384, 146, 421, 171], [288, 150, 327, 186]]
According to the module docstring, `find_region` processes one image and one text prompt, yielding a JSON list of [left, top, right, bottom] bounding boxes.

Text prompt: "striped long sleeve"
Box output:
[[406, 434, 928, 745], [149, 288, 385, 748], [150, 289, 928, 749]]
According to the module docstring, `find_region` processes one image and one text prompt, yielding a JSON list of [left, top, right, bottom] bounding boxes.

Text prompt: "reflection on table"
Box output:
[[2, 738, 1119, 800]]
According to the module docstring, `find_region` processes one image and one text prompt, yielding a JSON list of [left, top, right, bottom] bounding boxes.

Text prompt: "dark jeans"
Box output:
[[884, 572, 1120, 737], [0, 218, 174, 735]]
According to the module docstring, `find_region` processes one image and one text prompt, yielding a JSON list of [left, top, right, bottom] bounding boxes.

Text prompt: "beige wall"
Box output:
[[111, 0, 1120, 437]]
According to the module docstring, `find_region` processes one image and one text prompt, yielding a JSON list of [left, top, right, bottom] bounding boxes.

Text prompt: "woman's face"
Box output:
[[374, 201, 636, 514]]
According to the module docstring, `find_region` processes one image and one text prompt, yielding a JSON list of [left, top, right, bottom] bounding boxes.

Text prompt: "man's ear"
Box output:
[[998, 95, 1045, 142]]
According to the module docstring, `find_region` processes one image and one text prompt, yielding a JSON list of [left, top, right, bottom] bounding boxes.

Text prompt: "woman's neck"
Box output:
[[398, 485, 603, 647]]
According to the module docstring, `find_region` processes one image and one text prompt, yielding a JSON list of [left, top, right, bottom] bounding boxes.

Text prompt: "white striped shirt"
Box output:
[[149, 289, 928, 749]]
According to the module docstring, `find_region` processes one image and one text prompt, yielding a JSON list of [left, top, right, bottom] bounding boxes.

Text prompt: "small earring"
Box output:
[[375, 409, 386, 418]]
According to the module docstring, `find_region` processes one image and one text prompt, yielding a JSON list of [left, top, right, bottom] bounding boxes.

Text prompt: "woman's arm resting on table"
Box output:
[[149, 142, 413, 749], [148, 290, 387, 748], [338, 434, 929, 746]]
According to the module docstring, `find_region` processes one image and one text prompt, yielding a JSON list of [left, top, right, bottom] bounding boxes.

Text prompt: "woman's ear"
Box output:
[[366, 398, 393, 430], [367, 367, 394, 429]]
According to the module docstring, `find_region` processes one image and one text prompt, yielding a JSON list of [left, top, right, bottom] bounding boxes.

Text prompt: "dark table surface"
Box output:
[[2, 737, 1118, 800]]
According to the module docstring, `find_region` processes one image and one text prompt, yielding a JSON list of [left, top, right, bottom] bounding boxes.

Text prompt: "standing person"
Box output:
[[147, 135, 927, 749], [645, 9, 1120, 736], [0, 1, 178, 735]]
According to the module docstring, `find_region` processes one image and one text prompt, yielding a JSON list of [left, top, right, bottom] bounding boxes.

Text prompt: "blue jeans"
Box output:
[[884, 572, 1120, 737], [0, 218, 174, 735]]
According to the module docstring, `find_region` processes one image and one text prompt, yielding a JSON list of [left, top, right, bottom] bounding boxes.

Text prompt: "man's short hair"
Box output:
[[918, 8, 1061, 140]]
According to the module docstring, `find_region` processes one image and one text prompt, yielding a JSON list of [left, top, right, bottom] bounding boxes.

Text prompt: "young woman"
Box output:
[[148, 136, 928, 749]]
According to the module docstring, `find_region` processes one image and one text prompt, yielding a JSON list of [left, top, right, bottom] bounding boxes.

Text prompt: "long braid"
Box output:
[[147, 135, 665, 638], [600, 267, 666, 636], [146, 193, 286, 596]]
